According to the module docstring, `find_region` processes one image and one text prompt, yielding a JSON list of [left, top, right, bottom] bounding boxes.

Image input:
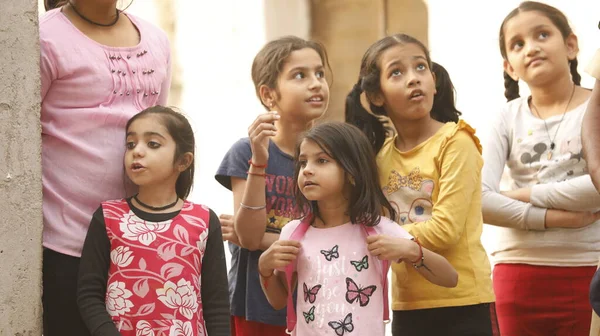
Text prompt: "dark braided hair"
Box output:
[[499, 1, 581, 101]]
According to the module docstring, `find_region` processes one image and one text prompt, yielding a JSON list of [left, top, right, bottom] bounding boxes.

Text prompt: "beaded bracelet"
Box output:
[[410, 237, 426, 269]]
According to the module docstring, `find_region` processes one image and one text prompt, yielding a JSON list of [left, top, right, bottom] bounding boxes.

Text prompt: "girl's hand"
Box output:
[[501, 188, 531, 203], [366, 235, 418, 262], [258, 240, 300, 277], [248, 112, 280, 166], [219, 214, 240, 246]]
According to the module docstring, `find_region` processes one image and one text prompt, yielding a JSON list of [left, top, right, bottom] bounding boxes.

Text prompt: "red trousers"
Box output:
[[231, 315, 287, 336], [493, 263, 595, 336]]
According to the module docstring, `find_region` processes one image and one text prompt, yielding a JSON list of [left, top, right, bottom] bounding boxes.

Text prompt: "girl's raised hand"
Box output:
[[258, 240, 300, 277], [248, 112, 280, 166]]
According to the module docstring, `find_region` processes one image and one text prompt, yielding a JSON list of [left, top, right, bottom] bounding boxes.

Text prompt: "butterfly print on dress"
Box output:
[[320, 245, 339, 261], [345, 277, 377, 307], [350, 255, 369, 272], [303, 283, 322, 304], [328, 312, 354, 336], [303, 305, 316, 324]]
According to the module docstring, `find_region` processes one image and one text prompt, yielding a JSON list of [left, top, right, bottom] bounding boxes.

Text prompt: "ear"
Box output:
[[177, 152, 194, 172], [503, 59, 519, 81], [258, 84, 277, 110], [565, 33, 579, 61], [367, 91, 385, 108], [431, 71, 437, 95]]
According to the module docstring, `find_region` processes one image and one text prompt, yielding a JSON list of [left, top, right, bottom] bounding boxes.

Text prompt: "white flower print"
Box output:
[[136, 320, 155, 336], [106, 281, 134, 317], [156, 279, 199, 319], [119, 211, 172, 246], [169, 320, 194, 336], [110, 246, 134, 267]]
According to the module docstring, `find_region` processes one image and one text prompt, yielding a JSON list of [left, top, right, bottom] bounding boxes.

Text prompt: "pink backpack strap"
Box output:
[[362, 225, 390, 323], [285, 217, 311, 334]]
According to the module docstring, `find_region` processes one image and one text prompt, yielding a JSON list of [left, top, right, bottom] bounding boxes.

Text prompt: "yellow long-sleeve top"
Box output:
[[377, 120, 495, 310]]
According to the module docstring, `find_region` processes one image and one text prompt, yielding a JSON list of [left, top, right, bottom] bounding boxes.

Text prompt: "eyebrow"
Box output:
[[287, 65, 324, 74], [386, 56, 427, 69], [507, 24, 552, 44], [126, 131, 167, 139]]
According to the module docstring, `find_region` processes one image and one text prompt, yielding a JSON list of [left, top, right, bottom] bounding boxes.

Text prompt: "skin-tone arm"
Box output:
[[367, 235, 458, 288], [257, 240, 301, 310], [220, 213, 279, 250], [583, 79, 600, 191], [232, 113, 280, 251]]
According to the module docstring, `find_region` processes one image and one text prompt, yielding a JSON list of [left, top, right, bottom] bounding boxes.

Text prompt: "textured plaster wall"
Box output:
[[0, 0, 43, 334]]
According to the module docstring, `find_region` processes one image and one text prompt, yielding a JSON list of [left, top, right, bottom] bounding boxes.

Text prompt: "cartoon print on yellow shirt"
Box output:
[[382, 167, 434, 225]]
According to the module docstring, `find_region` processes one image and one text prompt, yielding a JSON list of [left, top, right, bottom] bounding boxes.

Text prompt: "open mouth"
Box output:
[[131, 162, 145, 172], [306, 95, 324, 103], [409, 90, 424, 100]]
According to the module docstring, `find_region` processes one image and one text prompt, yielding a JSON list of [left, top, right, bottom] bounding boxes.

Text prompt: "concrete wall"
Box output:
[[0, 0, 43, 335]]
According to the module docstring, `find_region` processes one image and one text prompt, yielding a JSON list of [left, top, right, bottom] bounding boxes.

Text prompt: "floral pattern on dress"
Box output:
[[103, 200, 209, 336]]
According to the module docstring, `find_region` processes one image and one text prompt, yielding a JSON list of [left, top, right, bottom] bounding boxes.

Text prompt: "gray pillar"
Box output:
[[0, 0, 43, 334]]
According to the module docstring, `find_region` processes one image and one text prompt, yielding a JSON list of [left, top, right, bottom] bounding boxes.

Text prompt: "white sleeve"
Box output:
[[481, 105, 547, 230], [530, 175, 600, 212]]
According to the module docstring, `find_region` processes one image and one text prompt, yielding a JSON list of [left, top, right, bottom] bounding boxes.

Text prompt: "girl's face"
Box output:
[[502, 11, 577, 86], [297, 139, 348, 204], [371, 43, 436, 123], [272, 48, 330, 123], [124, 116, 182, 189]]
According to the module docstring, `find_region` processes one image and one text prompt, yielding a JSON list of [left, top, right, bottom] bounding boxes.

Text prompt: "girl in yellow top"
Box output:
[[345, 34, 496, 336]]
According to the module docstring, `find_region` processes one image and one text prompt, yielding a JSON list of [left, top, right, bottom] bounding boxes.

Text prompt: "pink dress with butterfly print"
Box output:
[[279, 217, 412, 336]]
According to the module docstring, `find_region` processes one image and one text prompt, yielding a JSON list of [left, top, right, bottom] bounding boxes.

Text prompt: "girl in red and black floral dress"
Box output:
[[77, 106, 230, 336]]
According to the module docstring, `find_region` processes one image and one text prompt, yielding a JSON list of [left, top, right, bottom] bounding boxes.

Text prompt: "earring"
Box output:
[[348, 176, 356, 186], [268, 102, 274, 109]]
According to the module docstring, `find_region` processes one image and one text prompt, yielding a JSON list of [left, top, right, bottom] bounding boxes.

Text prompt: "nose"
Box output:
[[308, 74, 322, 91], [406, 70, 421, 87], [132, 145, 145, 158], [526, 42, 541, 56], [302, 163, 314, 176]]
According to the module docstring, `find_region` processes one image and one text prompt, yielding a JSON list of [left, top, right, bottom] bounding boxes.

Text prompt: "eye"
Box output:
[[316, 71, 325, 79], [416, 63, 427, 71], [298, 160, 307, 167], [318, 158, 329, 164], [391, 69, 401, 77], [538, 31, 549, 39], [126, 141, 135, 150], [294, 72, 305, 79], [148, 141, 161, 149], [512, 40, 524, 51]]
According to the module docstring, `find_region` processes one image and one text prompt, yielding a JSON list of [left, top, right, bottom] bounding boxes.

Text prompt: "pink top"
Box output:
[[40, 8, 172, 257], [280, 217, 412, 336]]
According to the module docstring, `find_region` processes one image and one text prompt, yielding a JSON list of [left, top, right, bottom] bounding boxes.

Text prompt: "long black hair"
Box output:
[[293, 122, 397, 226], [345, 34, 461, 153]]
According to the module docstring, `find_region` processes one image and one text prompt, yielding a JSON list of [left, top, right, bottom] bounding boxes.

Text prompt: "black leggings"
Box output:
[[42, 248, 90, 336], [392, 303, 499, 336]]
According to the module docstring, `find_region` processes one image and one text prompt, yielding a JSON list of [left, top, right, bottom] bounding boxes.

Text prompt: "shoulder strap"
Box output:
[[285, 217, 311, 334], [362, 225, 390, 323]]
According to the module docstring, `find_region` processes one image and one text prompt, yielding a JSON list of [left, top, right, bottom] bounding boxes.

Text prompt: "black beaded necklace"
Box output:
[[133, 194, 178, 211], [68, 1, 120, 27]]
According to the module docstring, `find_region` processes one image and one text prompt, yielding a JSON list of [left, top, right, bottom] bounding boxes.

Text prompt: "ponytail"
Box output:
[[345, 81, 387, 153], [503, 71, 520, 102], [570, 58, 581, 86]]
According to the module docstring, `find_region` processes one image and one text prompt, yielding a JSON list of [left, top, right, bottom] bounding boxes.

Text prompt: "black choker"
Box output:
[[134, 194, 178, 211], [68, 1, 120, 27]]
